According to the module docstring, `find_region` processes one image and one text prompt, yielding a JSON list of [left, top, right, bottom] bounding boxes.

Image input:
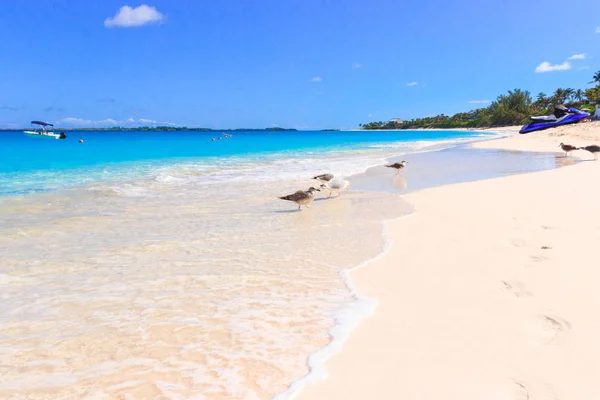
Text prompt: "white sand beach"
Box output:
[[297, 122, 600, 399]]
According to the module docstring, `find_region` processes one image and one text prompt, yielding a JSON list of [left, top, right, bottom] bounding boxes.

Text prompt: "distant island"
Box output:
[[360, 70, 599, 130], [2, 126, 297, 132]]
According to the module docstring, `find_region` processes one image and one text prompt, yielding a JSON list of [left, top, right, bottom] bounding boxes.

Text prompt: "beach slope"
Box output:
[[297, 124, 600, 399]]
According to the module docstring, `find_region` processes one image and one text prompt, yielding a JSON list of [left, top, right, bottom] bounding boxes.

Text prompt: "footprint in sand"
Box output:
[[511, 238, 528, 248], [512, 381, 530, 400], [529, 254, 548, 263], [510, 380, 561, 400], [538, 314, 571, 344], [501, 280, 532, 298]]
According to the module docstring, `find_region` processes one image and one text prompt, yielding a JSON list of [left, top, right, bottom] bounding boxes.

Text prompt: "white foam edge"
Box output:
[[272, 211, 415, 400]]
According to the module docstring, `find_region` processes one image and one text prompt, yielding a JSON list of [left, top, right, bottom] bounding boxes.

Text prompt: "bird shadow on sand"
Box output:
[[273, 209, 303, 213]]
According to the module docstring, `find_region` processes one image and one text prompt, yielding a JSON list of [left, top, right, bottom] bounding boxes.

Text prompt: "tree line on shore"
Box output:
[[360, 70, 600, 130]]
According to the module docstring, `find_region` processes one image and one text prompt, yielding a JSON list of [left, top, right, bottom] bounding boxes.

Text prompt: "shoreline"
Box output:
[[294, 122, 600, 400], [276, 132, 569, 399], [2, 125, 594, 399]]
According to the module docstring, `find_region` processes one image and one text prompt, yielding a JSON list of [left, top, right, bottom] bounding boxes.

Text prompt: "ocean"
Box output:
[[1, 129, 550, 399]]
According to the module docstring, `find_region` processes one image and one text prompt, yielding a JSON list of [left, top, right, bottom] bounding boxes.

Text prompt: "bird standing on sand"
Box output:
[[578, 145, 600, 160], [320, 179, 350, 198], [385, 160, 408, 175], [312, 173, 334, 183], [278, 187, 321, 210], [559, 142, 577, 157]]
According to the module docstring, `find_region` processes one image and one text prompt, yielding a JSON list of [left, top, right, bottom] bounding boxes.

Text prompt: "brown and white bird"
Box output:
[[320, 179, 350, 198], [578, 144, 600, 160], [278, 187, 320, 210], [312, 173, 334, 183], [559, 142, 577, 157], [385, 160, 408, 174]]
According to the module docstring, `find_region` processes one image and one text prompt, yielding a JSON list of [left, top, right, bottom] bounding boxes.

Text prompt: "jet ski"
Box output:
[[519, 105, 589, 134]]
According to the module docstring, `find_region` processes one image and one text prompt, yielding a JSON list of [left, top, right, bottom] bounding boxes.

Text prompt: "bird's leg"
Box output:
[[298, 204, 301, 210], [328, 192, 332, 198]]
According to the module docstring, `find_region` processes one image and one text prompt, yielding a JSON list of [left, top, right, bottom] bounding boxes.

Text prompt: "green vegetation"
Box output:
[[361, 70, 600, 130]]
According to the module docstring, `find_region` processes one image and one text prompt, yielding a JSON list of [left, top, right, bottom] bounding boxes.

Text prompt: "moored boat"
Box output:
[[23, 121, 67, 139]]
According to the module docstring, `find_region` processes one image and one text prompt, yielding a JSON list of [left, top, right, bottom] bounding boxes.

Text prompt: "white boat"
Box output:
[[23, 121, 66, 139]]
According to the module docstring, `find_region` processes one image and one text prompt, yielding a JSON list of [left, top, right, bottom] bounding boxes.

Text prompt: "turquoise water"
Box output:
[[0, 129, 493, 196], [5, 128, 563, 399]]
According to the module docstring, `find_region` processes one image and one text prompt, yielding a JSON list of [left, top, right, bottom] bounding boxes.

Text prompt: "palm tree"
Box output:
[[589, 70, 600, 85], [574, 89, 585, 103], [564, 88, 575, 103], [553, 88, 567, 105]]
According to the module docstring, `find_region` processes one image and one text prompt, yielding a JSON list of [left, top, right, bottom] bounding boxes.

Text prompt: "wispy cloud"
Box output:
[[596, 26, 600, 33], [0, 105, 26, 111], [59, 117, 93, 125], [567, 53, 586, 60], [579, 66, 591, 70], [58, 116, 177, 127], [468, 100, 492, 104], [311, 76, 322, 82], [368, 113, 373, 118], [104, 5, 165, 28], [315, 91, 325, 95], [352, 62, 361, 69], [44, 106, 66, 112], [406, 81, 418, 87], [98, 98, 116, 103], [535, 61, 572, 73]]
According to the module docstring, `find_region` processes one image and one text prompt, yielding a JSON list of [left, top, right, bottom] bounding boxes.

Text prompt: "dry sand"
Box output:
[[296, 122, 600, 399]]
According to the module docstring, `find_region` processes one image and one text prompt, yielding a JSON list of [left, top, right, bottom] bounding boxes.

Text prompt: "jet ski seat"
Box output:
[[529, 104, 569, 122]]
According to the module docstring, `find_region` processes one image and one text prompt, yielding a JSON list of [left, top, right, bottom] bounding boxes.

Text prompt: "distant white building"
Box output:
[[389, 118, 404, 124]]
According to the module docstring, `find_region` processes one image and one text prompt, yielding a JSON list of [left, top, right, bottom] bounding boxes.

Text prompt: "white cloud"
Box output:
[[368, 113, 373, 118], [59, 117, 92, 125], [596, 26, 600, 33], [96, 118, 119, 125], [104, 5, 165, 28], [567, 53, 586, 60], [139, 118, 158, 124], [406, 81, 418, 87], [311, 76, 322, 82], [57, 117, 176, 127], [468, 100, 492, 104], [352, 62, 361, 69], [534, 61, 572, 73]]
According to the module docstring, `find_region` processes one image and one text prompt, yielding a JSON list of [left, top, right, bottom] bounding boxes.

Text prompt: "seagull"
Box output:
[[578, 144, 600, 160], [312, 173, 334, 183], [385, 160, 408, 174], [559, 143, 577, 157], [320, 179, 350, 198], [278, 187, 321, 210]]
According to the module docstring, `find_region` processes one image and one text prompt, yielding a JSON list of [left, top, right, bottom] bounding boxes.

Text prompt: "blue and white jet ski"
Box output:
[[519, 105, 589, 134]]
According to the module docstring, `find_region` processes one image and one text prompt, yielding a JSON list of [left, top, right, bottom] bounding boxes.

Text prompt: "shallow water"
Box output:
[[0, 130, 563, 399], [1, 173, 412, 399]]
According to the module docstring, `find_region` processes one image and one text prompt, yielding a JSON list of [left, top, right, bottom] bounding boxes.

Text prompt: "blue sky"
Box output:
[[1, 0, 599, 129]]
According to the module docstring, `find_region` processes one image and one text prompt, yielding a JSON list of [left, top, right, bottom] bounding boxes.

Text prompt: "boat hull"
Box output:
[[23, 130, 65, 139]]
